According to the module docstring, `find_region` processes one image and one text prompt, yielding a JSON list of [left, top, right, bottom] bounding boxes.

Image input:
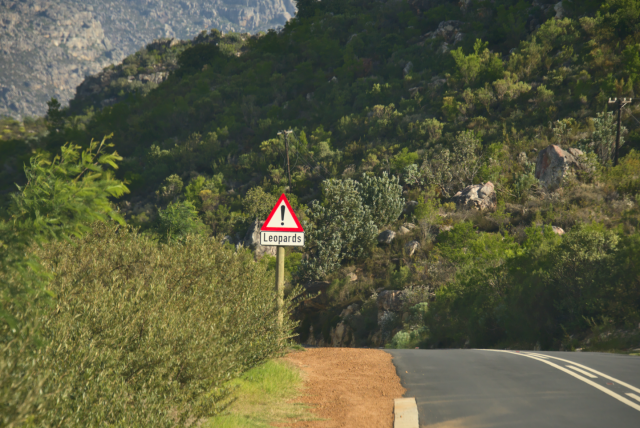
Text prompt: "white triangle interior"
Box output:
[[264, 201, 298, 229]]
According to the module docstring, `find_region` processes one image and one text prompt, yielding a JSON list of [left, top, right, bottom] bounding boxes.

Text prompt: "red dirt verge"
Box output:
[[283, 347, 406, 428]]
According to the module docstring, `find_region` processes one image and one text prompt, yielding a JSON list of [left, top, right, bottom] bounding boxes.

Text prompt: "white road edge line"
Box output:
[[480, 350, 640, 412], [522, 352, 640, 395], [627, 393, 640, 403], [566, 365, 598, 378], [394, 397, 419, 428]]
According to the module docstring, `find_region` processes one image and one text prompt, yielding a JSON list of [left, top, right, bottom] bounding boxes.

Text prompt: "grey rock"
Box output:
[[452, 182, 497, 212], [431, 20, 464, 45], [243, 220, 277, 260], [398, 226, 411, 235], [339, 303, 360, 319], [404, 201, 419, 213], [377, 290, 405, 312], [377, 289, 404, 323], [517, 152, 528, 165], [330, 321, 354, 347], [405, 240, 420, 256], [554, 1, 564, 19], [535, 145, 584, 191], [378, 230, 396, 244], [403, 61, 413, 76]]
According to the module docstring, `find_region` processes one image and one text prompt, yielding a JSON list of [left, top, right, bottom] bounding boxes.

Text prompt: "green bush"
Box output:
[[358, 172, 404, 229], [300, 172, 403, 281], [426, 223, 640, 350], [300, 178, 377, 281], [1, 223, 297, 427], [157, 200, 207, 242]]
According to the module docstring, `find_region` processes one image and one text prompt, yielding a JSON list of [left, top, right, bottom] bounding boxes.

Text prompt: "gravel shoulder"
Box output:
[[283, 348, 406, 428]]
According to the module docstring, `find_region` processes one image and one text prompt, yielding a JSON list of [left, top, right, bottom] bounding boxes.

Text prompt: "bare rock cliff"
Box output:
[[0, 0, 296, 119]]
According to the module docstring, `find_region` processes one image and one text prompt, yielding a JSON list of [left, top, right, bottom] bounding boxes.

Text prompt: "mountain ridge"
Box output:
[[0, 0, 296, 119]]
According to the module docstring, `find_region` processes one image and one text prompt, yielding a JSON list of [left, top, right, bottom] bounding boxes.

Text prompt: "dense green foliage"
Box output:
[[425, 222, 640, 349], [2, 0, 640, 356], [300, 173, 402, 281], [0, 142, 295, 426]]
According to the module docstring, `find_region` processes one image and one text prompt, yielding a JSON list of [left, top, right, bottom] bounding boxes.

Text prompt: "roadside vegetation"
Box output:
[[208, 357, 317, 427], [1, 4, 640, 424], [0, 141, 298, 426]]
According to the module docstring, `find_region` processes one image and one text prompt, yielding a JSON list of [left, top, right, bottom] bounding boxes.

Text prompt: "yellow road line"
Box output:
[[566, 365, 598, 378]]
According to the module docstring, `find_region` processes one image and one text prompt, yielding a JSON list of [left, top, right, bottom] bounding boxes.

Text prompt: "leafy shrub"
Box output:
[[358, 172, 404, 229], [1, 138, 129, 427], [300, 173, 403, 281], [157, 200, 207, 242], [156, 174, 184, 202], [243, 186, 278, 221], [1, 223, 297, 427], [427, 223, 640, 349], [591, 111, 626, 164], [606, 149, 640, 195], [177, 42, 220, 76], [422, 131, 483, 197], [300, 178, 377, 281]]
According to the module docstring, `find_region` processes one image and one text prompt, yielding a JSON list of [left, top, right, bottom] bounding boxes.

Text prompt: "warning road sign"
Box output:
[[260, 194, 304, 246]]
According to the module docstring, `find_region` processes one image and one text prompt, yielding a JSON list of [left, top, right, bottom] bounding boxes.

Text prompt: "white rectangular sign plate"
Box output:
[[260, 231, 304, 247]]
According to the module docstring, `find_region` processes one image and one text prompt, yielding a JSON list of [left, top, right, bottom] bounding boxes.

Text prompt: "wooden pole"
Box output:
[[285, 133, 292, 193], [276, 245, 285, 328], [615, 99, 621, 167]]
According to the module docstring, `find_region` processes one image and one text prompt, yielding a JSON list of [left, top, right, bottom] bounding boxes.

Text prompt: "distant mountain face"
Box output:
[[0, 0, 296, 119]]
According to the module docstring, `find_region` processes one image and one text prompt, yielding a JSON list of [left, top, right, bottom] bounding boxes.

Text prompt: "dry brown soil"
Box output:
[[283, 347, 406, 428]]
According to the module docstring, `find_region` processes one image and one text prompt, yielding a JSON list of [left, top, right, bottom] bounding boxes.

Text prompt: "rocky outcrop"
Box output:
[[329, 321, 355, 347], [243, 220, 277, 260], [452, 182, 497, 212], [377, 290, 405, 323], [398, 226, 411, 235], [405, 241, 420, 257], [426, 20, 464, 44], [0, 0, 297, 118], [535, 145, 584, 191], [378, 230, 396, 244]]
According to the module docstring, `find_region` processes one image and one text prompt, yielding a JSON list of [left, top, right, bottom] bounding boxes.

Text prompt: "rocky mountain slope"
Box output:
[[0, 0, 296, 119]]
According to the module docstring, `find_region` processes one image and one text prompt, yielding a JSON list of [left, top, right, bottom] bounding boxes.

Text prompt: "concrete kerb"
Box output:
[[394, 397, 419, 428]]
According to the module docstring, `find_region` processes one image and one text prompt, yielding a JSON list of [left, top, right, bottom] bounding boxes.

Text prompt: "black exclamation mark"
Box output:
[[280, 205, 285, 226]]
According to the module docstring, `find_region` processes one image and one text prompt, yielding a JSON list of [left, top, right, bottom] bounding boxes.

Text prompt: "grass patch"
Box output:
[[207, 356, 317, 427]]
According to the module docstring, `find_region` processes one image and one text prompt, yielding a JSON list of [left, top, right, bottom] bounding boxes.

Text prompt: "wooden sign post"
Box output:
[[260, 194, 304, 327]]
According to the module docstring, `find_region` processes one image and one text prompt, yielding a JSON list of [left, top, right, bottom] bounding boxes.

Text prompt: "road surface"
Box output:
[[386, 349, 640, 427]]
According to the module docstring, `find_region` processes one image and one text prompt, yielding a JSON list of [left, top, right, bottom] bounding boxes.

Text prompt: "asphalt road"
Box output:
[[386, 349, 640, 427]]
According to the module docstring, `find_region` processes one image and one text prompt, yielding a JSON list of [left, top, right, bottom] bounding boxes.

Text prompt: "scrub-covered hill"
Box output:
[[0, 0, 296, 118], [3, 0, 640, 351]]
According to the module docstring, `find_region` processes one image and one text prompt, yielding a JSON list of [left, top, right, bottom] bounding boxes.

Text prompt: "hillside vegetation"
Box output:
[[2, 0, 640, 377]]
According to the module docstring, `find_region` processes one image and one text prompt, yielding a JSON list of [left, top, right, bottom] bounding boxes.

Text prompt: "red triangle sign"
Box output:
[[261, 194, 304, 232]]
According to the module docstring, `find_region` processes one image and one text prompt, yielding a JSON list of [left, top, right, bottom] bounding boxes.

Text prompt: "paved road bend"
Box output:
[[386, 349, 640, 427]]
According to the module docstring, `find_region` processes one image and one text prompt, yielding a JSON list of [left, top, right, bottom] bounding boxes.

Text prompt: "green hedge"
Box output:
[[2, 224, 297, 427]]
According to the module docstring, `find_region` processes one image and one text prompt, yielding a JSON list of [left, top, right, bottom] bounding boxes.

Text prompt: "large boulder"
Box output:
[[535, 145, 584, 191], [330, 321, 355, 347], [429, 20, 464, 45], [243, 220, 277, 260], [378, 230, 396, 244], [405, 241, 420, 257], [452, 182, 497, 212]]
